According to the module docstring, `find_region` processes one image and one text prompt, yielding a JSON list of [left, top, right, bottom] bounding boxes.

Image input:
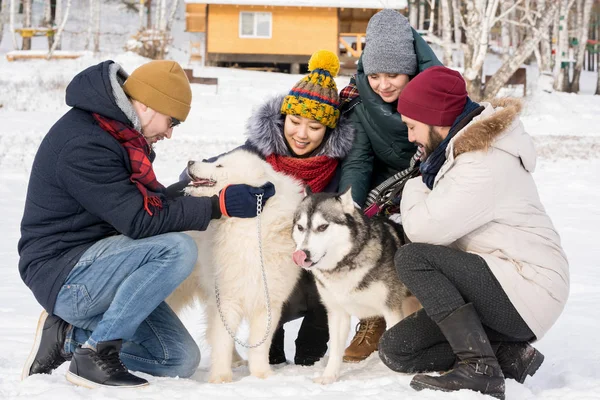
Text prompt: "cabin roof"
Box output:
[[184, 0, 408, 9]]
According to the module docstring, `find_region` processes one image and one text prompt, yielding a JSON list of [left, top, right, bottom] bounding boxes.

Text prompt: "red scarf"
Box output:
[[265, 154, 338, 193], [93, 113, 164, 216]]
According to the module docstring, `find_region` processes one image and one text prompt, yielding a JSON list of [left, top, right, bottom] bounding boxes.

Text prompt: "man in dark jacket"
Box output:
[[337, 9, 442, 364], [18, 60, 274, 388]]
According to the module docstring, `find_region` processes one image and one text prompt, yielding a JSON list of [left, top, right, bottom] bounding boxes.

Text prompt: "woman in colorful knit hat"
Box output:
[[242, 49, 354, 365], [336, 8, 442, 364]]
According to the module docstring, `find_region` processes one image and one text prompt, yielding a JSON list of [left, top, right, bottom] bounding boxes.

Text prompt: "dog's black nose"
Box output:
[[188, 160, 195, 168]]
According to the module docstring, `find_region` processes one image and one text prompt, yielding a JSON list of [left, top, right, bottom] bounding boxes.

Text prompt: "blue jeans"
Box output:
[[53, 232, 200, 378]]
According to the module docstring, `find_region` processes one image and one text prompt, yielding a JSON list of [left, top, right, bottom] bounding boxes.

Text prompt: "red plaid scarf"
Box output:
[[93, 113, 164, 216], [339, 75, 360, 106], [265, 154, 338, 193]]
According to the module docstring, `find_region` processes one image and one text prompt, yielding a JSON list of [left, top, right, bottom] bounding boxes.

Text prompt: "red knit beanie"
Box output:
[[397, 66, 467, 126]]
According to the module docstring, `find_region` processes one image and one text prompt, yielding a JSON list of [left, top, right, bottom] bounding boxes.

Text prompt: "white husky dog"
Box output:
[[167, 149, 304, 383]]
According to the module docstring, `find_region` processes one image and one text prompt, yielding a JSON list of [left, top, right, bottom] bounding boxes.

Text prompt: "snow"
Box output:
[[184, 0, 409, 9], [1, 2, 600, 400]]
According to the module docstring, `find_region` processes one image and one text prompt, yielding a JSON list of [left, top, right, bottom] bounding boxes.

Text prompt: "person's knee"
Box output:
[[378, 328, 420, 374], [169, 340, 201, 378], [164, 232, 198, 280], [394, 243, 430, 281]]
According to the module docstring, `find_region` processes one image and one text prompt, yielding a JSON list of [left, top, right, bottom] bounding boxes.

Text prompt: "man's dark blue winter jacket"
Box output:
[[18, 61, 213, 314]]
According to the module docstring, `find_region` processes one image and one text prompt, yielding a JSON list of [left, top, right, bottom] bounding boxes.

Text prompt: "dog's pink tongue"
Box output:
[[292, 250, 312, 268]]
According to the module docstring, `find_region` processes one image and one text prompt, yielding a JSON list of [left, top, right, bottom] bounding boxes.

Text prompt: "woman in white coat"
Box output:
[[377, 66, 569, 400]]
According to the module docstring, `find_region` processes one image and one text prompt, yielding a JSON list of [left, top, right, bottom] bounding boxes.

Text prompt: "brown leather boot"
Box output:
[[343, 316, 386, 363]]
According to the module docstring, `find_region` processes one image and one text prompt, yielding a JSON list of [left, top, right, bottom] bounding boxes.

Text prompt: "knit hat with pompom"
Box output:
[[280, 50, 341, 128]]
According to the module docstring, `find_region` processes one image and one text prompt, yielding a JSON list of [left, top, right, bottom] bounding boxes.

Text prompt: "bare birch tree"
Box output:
[[418, 0, 425, 30], [54, 0, 62, 50], [0, 0, 7, 47], [47, 0, 71, 58], [553, 0, 574, 91], [501, 1, 512, 60], [9, 0, 17, 49], [483, 0, 559, 99], [462, 0, 501, 99], [537, 0, 553, 72], [570, 0, 594, 93], [440, 0, 453, 65], [427, 0, 436, 35], [22, 0, 32, 50], [451, 0, 462, 66]]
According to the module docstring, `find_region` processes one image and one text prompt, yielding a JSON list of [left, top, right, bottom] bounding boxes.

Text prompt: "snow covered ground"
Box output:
[[1, 3, 600, 398]]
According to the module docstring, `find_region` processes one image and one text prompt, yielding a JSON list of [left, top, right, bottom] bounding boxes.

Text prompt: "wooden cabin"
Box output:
[[184, 0, 408, 73]]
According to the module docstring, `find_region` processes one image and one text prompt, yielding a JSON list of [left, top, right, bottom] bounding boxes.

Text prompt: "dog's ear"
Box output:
[[338, 187, 355, 214], [303, 185, 313, 197]]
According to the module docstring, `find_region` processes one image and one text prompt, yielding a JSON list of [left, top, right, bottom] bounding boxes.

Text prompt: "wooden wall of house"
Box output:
[[206, 5, 338, 56]]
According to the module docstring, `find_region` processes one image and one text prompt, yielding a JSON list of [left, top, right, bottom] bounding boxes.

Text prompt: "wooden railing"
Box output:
[[339, 33, 365, 58]]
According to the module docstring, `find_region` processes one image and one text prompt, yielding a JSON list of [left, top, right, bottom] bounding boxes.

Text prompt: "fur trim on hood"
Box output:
[[245, 95, 355, 159], [453, 98, 522, 158]]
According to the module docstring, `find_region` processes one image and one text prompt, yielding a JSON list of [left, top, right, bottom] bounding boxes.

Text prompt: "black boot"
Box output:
[[66, 340, 148, 388], [496, 342, 544, 383], [410, 303, 505, 400], [22, 311, 72, 380], [294, 306, 329, 366], [269, 326, 287, 365]]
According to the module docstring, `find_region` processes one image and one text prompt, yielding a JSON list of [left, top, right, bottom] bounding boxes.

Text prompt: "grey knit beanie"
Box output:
[[362, 9, 417, 76]]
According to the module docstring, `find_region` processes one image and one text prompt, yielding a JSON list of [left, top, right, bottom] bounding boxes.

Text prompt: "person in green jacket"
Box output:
[[338, 8, 442, 363]]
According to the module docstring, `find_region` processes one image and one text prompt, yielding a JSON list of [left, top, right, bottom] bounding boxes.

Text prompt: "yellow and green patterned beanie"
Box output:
[[281, 50, 341, 129]]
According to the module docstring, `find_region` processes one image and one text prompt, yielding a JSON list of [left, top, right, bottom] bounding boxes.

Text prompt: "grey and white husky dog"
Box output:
[[291, 188, 420, 384]]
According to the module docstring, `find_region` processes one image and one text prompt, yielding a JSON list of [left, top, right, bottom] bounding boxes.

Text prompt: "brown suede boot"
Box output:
[[343, 316, 386, 363]]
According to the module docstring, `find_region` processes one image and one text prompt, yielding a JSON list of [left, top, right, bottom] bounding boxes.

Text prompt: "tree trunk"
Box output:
[[510, 8, 519, 52], [463, 0, 501, 100], [93, 0, 100, 52], [409, 0, 418, 27], [500, 1, 511, 61], [428, 0, 436, 35], [483, 0, 559, 99], [451, 0, 462, 67], [570, 0, 593, 93], [418, 0, 425, 30], [596, 66, 600, 95], [139, 0, 145, 29], [146, 0, 152, 29], [538, 0, 552, 72], [86, 0, 92, 50], [54, 0, 62, 50], [9, 0, 16, 49], [166, 0, 179, 32], [440, 0, 453, 66], [47, 0, 70, 58], [0, 0, 6, 47], [22, 0, 31, 50], [553, 0, 571, 92]]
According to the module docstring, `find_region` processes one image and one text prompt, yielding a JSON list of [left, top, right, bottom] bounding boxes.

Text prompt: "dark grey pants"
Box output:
[[379, 243, 535, 373]]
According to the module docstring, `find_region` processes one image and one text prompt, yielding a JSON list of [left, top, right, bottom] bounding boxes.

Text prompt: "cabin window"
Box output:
[[239, 12, 272, 39]]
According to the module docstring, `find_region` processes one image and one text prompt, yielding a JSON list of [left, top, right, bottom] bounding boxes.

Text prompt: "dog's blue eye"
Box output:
[[317, 224, 329, 232]]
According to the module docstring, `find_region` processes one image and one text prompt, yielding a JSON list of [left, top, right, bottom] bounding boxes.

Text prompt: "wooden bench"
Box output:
[[183, 68, 218, 93], [485, 67, 527, 97], [6, 50, 87, 61]]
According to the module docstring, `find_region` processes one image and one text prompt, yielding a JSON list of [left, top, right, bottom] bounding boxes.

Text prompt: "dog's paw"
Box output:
[[208, 371, 233, 384], [313, 375, 337, 385], [250, 366, 273, 380]]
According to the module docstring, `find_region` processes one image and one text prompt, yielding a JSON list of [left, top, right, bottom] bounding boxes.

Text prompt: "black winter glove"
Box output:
[[217, 182, 276, 218]]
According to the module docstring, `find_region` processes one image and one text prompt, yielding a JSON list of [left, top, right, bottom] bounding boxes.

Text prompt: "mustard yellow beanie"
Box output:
[[123, 60, 192, 122], [281, 50, 341, 129]]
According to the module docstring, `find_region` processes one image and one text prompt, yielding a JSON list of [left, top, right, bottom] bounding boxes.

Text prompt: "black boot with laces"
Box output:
[[66, 340, 148, 388], [22, 311, 72, 380]]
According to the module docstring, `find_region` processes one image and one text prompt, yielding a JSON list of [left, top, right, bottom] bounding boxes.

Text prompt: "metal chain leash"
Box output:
[[214, 193, 272, 348]]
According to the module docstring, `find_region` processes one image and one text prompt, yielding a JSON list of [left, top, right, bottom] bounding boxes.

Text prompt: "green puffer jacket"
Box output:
[[339, 29, 442, 206]]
